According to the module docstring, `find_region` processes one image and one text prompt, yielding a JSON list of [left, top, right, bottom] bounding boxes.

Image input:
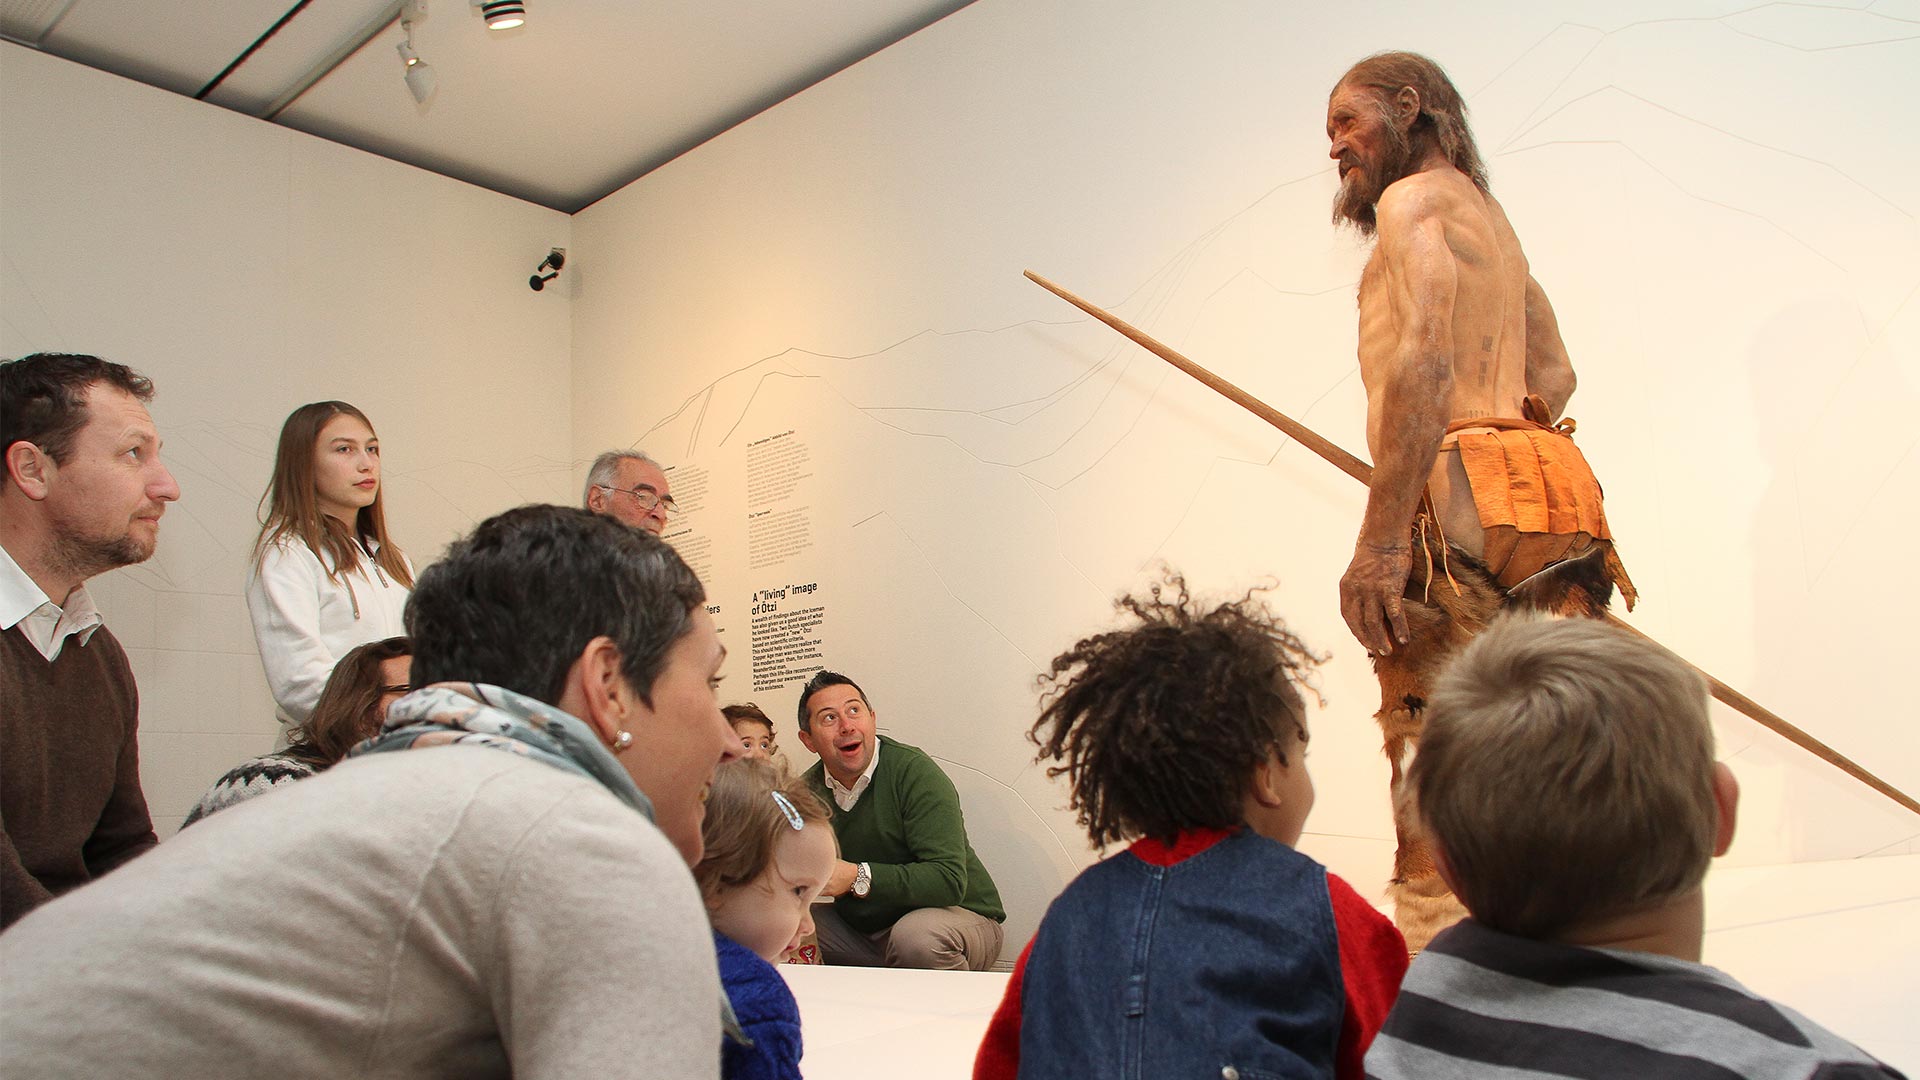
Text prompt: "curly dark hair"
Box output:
[[1030, 571, 1325, 849]]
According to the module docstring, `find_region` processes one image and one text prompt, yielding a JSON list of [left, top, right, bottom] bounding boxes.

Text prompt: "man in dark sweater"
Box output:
[[1, 353, 179, 928], [796, 670, 1004, 970]]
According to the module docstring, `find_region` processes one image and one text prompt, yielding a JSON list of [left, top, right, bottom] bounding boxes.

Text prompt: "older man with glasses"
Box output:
[[582, 449, 677, 536]]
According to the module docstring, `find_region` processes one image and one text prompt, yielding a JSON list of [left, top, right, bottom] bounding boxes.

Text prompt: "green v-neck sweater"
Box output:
[[802, 735, 1004, 935]]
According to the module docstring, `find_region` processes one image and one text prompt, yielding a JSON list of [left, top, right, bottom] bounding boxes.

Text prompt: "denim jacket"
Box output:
[[1017, 828, 1345, 1079]]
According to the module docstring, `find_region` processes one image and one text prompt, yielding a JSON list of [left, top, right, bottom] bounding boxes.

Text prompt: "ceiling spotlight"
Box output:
[[396, 5, 435, 104], [402, 56, 436, 104], [474, 0, 526, 30]]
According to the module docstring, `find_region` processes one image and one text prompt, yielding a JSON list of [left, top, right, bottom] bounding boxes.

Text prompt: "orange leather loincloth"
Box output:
[[1439, 404, 1637, 609]]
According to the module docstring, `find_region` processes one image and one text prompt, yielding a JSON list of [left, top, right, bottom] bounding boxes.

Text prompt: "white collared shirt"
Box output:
[[0, 540, 104, 662], [823, 738, 882, 812]]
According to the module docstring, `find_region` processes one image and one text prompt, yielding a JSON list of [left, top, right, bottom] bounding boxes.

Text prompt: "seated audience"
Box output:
[[1366, 615, 1905, 1079], [695, 759, 837, 1080], [797, 669, 1005, 970], [974, 573, 1407, 1080], [2, 352, 177, 929], [0, 506, 740, 1079], [246, 401, 414, 729], [584, 448, 676, 535], [182, 636, 411, 826]]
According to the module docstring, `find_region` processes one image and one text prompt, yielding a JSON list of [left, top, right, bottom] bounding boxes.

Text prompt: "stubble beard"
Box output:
[[54, 517, 158, 582], [1331, 107, 1416, 238]]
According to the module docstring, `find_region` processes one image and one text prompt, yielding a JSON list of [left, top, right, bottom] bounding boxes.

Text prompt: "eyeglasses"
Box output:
[[595, 483, 678, 516]]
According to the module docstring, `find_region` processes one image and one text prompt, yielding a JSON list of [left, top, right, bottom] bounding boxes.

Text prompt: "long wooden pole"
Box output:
[[1025, 268, 1920, 818]]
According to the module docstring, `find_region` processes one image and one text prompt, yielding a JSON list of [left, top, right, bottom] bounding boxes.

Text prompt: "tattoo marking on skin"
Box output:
[[1479, 336, 1493, 385]]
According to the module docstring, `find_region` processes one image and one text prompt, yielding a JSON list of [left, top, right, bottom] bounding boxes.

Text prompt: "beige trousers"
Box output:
[[810, 903, 1004, 971]]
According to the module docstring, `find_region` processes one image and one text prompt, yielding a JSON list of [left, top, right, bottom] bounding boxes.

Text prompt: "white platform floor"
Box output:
[[784, 853, 1920, 1078]]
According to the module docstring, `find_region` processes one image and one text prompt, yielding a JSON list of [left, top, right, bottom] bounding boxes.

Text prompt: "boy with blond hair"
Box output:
[[1367, 615, 1903, 1079]]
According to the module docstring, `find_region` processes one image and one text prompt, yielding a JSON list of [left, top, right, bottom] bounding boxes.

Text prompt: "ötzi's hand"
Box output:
[[1340, 543, 1413, 656]]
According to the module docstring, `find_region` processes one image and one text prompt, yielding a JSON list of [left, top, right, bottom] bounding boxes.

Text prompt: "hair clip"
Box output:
[[770, 791, 804, 831]]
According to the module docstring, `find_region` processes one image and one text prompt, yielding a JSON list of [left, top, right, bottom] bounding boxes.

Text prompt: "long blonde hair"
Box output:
[[254, 401, 413, 587]]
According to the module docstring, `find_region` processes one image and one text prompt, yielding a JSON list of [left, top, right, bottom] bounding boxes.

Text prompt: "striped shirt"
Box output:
[[1366, 918, 1904, 1080]]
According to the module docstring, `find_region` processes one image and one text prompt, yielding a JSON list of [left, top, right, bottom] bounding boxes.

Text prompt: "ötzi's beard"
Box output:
[[1332, 175, 1381, 237], [1331, 106, 1418, 237]]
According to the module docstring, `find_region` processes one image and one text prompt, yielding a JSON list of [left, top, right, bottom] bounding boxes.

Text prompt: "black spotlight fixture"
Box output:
[[474, 0, 526, 30], [530, 248, 565, 291]]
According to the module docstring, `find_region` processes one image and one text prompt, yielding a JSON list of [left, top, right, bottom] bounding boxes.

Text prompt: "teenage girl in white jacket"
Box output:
[[247, 401, 415, 726]]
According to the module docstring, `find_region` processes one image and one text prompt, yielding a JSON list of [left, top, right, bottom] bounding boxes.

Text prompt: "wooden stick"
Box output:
[[1025, 271, 1374, 485], [1025, 268, 1920, 818], [1602, 617, 1920, 816]]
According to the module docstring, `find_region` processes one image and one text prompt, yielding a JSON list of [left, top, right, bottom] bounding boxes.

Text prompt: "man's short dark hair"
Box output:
[[796, 670, 867, 733], [406, 505, 706, 706], [1, 353, 155, 489]]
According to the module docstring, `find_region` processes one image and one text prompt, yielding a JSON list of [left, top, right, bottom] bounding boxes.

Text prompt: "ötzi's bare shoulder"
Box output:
[[1373, 172, 1451, 239]]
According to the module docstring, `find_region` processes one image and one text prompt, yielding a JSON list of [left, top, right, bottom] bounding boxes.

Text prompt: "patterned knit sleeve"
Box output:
[[180, 756, 317, 829], [1326, 872, 1409, 1080]]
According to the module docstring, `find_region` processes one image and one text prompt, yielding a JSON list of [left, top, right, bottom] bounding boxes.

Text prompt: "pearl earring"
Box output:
[[612, 730, 633, 752]]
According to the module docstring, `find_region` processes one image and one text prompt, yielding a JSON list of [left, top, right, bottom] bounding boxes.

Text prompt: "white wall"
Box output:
[[0, 44, 575, 831], [570, 0, 1920, 962]]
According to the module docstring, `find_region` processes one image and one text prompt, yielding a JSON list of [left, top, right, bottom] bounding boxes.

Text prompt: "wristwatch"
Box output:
[[851, 861, 872, 898]]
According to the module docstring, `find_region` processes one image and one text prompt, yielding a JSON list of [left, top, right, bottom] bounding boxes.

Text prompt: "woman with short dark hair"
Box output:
[[1, 508, 739, 1080]]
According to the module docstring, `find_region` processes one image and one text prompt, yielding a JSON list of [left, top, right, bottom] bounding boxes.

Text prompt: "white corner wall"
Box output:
[[0, 44, 575, 831], [569, 0, 1920, 964]]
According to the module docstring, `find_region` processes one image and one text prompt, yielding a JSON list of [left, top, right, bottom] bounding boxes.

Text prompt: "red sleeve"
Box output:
[[972, 936, 1034, 1080], [1327, 873, 1408, 1080]]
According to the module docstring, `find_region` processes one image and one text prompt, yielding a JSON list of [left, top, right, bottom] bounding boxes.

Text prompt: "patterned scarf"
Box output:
[[351, 682, 657, 822], [348, 682, 746, 1044]]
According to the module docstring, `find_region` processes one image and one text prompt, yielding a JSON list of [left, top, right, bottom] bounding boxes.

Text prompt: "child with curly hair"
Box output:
[[696, 758, 837, 1079], [974, 573, 1407, 1080]]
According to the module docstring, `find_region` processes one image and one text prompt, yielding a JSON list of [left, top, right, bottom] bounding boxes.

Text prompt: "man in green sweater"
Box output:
[[796, 670, 1004, 970]]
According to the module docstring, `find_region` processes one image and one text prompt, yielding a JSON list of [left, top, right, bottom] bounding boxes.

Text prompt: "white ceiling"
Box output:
[[0, 0, 975, 212]]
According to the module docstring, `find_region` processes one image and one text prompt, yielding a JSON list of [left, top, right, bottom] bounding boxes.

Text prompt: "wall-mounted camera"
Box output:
[[530, 248, 565, 291]]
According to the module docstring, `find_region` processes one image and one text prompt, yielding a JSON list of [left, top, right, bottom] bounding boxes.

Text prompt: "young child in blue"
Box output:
[[695, 758, 837, 1080], [975, 573, 1408, 1080]]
